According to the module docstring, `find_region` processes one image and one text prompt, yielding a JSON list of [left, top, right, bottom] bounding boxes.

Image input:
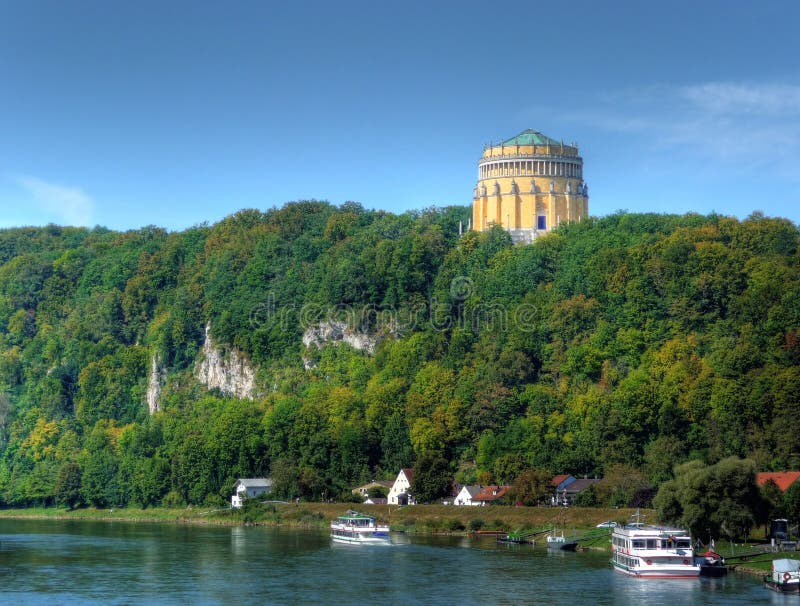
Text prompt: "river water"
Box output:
[[0, 518, 777, 604]]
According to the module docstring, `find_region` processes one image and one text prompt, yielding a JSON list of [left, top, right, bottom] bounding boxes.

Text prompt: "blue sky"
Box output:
[[1, 0, 798, 231]]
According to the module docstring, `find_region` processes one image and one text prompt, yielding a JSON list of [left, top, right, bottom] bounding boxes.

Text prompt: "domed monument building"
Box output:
[[472, 129, 588, 244]]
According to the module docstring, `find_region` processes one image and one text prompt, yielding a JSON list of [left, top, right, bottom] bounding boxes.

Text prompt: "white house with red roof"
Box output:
[[454, 485, 483, 506]]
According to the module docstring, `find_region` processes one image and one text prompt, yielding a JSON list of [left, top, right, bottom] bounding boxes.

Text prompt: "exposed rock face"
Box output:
[[302, 320, 383, 355], [146, 354, 165, 414], [195, 324, 256, 400]]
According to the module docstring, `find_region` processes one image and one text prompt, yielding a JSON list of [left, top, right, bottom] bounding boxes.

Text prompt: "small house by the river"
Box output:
[[454, 485, 482, 506], [388, 468, 415, 505], [473, 485, 511, 506], [231, 478, 273, 508]]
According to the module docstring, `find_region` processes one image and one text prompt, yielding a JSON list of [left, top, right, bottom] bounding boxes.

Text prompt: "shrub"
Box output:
[[446, 518, 466, 532], [468, 518, 485, 532], [162, 490, 185, 508]]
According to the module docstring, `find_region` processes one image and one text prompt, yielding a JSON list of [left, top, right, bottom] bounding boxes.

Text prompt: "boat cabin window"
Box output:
[[646, 539, 657, 549], [659, 536, 691, 549], [632, 540, 645, 548]]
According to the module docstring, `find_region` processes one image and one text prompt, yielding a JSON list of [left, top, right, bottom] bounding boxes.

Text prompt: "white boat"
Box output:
[[611, 514, 700, 578], [330, 511, 392, 545], [547, 527, 578, 551], [765, 559, 800, 593]]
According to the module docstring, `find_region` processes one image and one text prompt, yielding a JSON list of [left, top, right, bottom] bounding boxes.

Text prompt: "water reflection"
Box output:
[[230, 525, 246, 556], [0, 519, 768, 605]]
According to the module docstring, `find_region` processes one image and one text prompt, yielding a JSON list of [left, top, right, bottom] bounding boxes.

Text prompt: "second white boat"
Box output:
[[330, 511, 392, 545]]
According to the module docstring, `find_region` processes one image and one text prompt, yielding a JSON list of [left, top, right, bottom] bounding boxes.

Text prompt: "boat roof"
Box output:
[[615, 523, 691, 536], [773, 559, 800, 573], [338, 510, 374, 520]]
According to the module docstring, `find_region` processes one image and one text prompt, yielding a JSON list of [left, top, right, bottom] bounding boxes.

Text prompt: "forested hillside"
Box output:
[[0, 202, 798, 508]]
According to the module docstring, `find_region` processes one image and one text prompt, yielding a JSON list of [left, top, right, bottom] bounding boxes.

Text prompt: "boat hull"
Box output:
[[611, 561, 700, 579], [330, 532, 392, 545], [765, 580, 800, 593], [698, 564, 727, 577]]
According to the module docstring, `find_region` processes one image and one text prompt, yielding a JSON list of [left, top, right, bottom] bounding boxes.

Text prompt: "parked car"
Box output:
[[596, 521, 617, 528]]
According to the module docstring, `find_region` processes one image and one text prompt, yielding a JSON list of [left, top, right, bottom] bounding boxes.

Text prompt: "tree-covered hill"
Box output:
[[0, 202, 797, 508]]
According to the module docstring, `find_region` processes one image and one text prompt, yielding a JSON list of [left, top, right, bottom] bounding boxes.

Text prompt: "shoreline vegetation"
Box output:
[[0, 503, 639, 531]]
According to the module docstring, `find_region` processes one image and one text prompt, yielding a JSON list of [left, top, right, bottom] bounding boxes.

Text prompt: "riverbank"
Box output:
[[0, 502, 635, 537], [726, 552, 800, 578]]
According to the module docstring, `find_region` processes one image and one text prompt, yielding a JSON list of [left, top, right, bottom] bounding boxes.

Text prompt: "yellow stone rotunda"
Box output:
[[472, 129, 588, 244]]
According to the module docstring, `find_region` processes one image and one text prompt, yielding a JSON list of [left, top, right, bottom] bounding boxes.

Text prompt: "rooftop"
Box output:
[[757, 471, 800, 492], [474, 485, 511, 501], [459, 485, 483, 498], [501, 129, 562, 147], [551, 474, 574, 487], [563, 478, 601, 493], [234, 478, 272, 488]]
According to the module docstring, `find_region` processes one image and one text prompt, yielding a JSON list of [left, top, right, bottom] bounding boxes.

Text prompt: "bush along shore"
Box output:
[[0, 503, 636, 534]]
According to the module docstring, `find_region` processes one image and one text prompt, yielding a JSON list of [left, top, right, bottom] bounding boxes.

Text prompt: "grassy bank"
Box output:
[[725, 549, 800, 577], [0, 503, 636, 538]]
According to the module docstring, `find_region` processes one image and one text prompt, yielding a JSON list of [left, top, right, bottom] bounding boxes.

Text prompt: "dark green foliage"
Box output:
[[508, 467, 552, 506], [367, 486, 387, 499], [595, 464, 653, 508], [468, 517, 485, 531], [54, 461, 83, 509], [783, 481, 800, 527], [653, 458, 766, 541], [0, 204, 797, 510], [761, 479, 785, 520], [411, 453, 452, 503]]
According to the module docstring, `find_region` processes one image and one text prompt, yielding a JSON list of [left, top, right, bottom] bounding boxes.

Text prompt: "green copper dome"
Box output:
[[501, 129, 561, 147]]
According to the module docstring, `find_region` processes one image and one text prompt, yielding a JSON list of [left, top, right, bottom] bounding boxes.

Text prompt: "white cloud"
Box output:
[[558, 80, 800, 178], [682, 82, 800, 117], [14, 175, 94, 226]]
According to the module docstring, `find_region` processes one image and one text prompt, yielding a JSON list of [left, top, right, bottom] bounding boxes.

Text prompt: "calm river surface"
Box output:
[[0, 518, 777, 604]]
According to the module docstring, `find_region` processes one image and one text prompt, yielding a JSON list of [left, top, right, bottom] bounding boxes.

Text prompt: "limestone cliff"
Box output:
[[194, 324, 256, 400], [302, 320, 385, 356], [146, 354, 165, 413]]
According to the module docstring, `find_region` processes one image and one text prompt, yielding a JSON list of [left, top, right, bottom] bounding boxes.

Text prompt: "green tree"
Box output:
[[596, 464, 653, 508], [411, 453, 451, 503], [654, 457, 764, 542], [81, 448, 121, 508], [508, 468, 551, 506], [761, 479, 786, 521], [270, 456, 300, 500], [54, 461, 83, 509], [783, 481, 800, 528]]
